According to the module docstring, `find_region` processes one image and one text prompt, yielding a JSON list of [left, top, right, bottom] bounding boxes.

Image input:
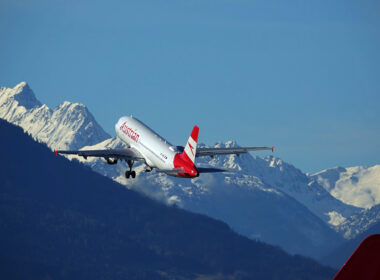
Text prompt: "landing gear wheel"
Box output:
[[125, 160, 135, 179], [125, 170, 136, 179]]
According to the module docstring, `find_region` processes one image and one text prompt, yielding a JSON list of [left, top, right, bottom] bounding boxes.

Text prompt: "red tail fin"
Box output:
[[183, 126, 199, 164]]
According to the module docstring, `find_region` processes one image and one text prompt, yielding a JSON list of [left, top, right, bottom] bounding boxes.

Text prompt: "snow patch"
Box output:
[[327, 211, 347, 227], [311, 165, 380, 208]]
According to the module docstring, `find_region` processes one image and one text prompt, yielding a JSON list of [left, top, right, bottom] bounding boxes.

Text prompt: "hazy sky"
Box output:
[[1, 0, 379, 173]]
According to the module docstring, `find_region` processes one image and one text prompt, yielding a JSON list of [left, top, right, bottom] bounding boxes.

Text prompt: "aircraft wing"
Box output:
[[196, 146, 274, 157], [55, 148, 145, 161]]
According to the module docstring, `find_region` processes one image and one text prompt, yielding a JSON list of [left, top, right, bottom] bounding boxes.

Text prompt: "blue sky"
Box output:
[[1, 0, 379, 173]]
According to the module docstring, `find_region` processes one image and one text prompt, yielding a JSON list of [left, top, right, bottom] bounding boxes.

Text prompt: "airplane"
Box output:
[[56, 116, 274, 179]]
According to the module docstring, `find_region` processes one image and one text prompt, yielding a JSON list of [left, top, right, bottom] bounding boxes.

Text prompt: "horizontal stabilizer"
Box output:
[[155, 168, 186, 176], [156, 168, 185, 173], [196, 146, 274, 157], [197, 167, 235, 173], [156, 167, 235, 175]]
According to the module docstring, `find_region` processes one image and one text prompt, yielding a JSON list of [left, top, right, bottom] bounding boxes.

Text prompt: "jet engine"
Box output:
[[101, 157, 118, 165]]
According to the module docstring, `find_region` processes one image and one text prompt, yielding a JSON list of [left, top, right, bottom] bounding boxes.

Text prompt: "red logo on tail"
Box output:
[[188, 143, 195, 156]]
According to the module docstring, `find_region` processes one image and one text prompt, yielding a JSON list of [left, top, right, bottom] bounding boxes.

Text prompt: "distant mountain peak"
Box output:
[[266, 156, 284, 168], [13, 81, 31, 91], [224, 140, 239, 147], [5, 81, 42, 110], [0, 81, 110, 150], [60, 100, 85, 107], [14, 81, 28, 89], [311, 164, 380, 209], [54, 101, 90, 117]]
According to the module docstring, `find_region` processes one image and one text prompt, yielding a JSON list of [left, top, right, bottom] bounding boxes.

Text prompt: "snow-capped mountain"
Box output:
[[334, 204, 380, 239], [192, 142, 360, 225], [310, 165, 380, 209], [0, 82, 110, 150]]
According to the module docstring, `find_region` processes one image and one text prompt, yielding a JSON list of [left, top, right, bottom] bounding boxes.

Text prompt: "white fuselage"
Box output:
[[115, 116, 177, 170]]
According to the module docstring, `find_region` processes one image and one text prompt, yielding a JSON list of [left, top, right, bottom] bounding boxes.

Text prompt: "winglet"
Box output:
[[55, 150, 58, 156], [272, 146, 274, 152]]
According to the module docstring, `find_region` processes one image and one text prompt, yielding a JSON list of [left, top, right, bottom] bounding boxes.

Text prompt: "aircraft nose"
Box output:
[[115, 117, 123, 132]]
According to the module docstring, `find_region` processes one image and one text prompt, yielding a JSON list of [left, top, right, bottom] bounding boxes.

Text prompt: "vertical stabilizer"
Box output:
[[183, 126, 199, 164]]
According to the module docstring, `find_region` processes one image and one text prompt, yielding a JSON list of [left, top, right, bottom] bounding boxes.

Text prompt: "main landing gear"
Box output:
[[125, 170, 136, 179], [125, 160, 136, 179]]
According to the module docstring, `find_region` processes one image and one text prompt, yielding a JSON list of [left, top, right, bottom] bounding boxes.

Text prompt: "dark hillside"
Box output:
[[0, 119, 335, 279]]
